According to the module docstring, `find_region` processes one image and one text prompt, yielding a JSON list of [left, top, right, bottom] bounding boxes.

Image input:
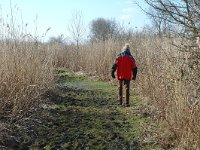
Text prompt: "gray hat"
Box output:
[[123, 43, 130, 50]]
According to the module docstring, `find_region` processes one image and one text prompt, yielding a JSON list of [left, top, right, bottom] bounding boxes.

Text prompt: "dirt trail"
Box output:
[[1, 70, 156, 149]]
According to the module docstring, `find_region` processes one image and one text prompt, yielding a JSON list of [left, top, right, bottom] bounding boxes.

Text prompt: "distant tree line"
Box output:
[[48, 16, 135, 44]]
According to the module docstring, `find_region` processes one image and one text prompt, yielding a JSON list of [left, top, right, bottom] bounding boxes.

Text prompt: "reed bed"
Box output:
[[0, 41, 55, 116]]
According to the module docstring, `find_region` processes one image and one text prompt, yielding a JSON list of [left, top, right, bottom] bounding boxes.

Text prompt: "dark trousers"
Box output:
[[118, 80, 130, 105]]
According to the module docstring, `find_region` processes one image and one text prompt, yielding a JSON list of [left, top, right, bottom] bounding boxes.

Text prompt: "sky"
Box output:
[[0, 0, 150, 41]]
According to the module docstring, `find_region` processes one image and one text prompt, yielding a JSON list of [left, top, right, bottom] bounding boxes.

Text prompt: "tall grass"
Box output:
[[0, 5, 57, 117], [135, 36, 200, 149], [0, 41, 55, 116]]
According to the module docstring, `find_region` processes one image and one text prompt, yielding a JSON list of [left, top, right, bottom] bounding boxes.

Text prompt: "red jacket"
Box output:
[[112, 49, 136, 80]]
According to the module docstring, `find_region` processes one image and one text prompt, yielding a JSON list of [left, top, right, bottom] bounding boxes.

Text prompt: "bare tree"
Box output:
[[143, 0, 200, 43], [90, 18, 118, 42], [67, 11, 86, 51], [147, 9, 170, 38]]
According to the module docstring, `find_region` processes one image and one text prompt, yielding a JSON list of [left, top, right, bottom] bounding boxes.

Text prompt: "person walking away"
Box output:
[[111, 43, 137, 107]]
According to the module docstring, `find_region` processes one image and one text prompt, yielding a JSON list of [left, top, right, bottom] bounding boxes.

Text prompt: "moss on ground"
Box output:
[[25, 69, 158, 149]]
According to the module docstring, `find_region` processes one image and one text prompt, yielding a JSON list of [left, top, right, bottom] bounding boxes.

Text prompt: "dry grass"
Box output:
[[0, 41, 55, 116], [135, 37, 200, 149]]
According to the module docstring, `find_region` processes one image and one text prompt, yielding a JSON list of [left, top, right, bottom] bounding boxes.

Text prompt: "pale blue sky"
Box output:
[[0, 0, 149, 41]]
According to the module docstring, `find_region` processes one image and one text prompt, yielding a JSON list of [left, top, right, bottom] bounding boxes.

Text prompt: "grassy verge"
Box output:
[[33, 69, 157, 149]]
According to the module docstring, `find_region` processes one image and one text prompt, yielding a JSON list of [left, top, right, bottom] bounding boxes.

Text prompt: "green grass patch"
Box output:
[[31, 69, 157, 149]]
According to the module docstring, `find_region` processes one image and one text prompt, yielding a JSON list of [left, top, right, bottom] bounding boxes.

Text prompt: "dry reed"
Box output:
[[0, 41, 55, 116]]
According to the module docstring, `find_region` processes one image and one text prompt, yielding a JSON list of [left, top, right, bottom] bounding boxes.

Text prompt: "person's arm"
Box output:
[[132, 67, 137, 80], [131, 57, 137, 80], [111, 56, 120, 79], [111, 64, 116, 78]]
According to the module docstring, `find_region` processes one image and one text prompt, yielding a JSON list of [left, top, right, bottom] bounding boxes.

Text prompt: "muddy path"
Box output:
[[1, 70, 156, 149]]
